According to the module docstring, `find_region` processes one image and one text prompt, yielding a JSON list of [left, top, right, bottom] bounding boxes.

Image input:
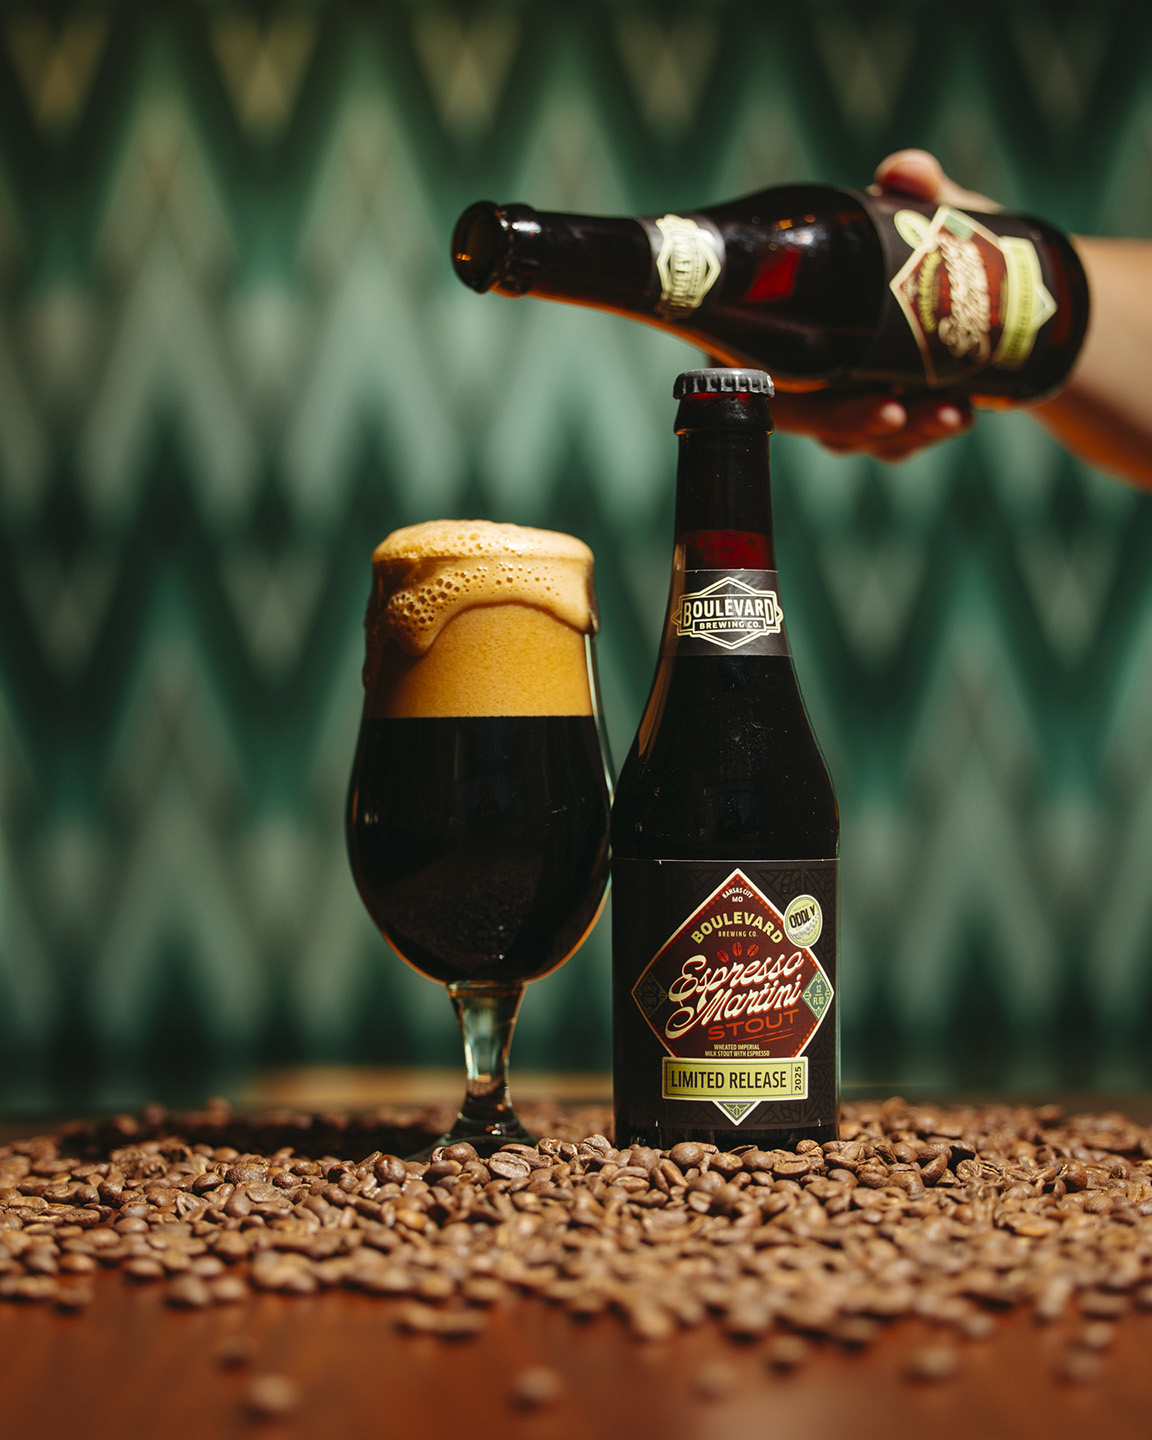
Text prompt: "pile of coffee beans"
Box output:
[[3, 1097, 1152, 1377]]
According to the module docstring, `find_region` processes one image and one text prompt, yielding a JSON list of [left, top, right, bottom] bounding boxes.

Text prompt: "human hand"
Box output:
[[771, 150, 994, 460]]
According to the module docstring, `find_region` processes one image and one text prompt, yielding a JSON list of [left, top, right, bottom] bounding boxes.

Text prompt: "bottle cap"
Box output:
[[673, 368, 774, 399]]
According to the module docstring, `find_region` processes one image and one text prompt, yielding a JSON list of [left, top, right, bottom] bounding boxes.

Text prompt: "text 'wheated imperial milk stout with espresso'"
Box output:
[[611, 371, 839, 1149]]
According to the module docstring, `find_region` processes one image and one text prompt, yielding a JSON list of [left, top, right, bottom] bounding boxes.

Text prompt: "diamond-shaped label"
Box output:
[[716, 1100, 757, 1124], [888, 204, 1055, 387], [802, 972, 831, 1021], [634, 971, 667, 1020]]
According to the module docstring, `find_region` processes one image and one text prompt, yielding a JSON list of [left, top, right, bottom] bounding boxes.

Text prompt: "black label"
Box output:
[[662, 569, 791, 658], [613, 858, 837, 1140]]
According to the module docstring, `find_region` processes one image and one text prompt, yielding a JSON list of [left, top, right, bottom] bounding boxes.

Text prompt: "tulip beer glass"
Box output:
[[346, 521, 612, 1154]]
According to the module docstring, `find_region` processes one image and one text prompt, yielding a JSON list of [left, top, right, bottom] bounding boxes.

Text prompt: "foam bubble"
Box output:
[[374, 518, 593, 565], [367, 519, 597, 660], [361, 520, 600, 715]]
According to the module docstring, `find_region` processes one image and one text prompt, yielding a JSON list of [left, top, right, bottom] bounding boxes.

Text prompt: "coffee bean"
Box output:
[[1034, 1277, 1074, 1322], [628, 1299, 676, 1340], [1061, 1161, 1089, 1192], [374, 1155, 407, 1185], [906, 1344, 960, 1382], [831, 1316, 879, 1348], [394, 1302, 484, 1338], [165, 1275, 212, 1308], [1075, 1321, 1116, 1351], [7, 1098, 1152, 1384], [211, 1275, 250, 1305], [691, 1360, 739, 1400], [55, 1283, 94, 1310], [1056, 1349, 1103, 1384], [487, 1153, 532, 1182], [226, 1162, 268, 1186], [243, 1374, 300, 1419], [764, 1334, 809, 1370], [1079, 1290, 1128, 1320], [124, 1257, 165, 1280], [510, 1365, 564, 1410], [59, 1253, 97, 1275], [216, 1334, 257, 1367], [461, 1276, 505, 1306], [724, 1302, 774, 1338], [960, 1311, 996, 1341]]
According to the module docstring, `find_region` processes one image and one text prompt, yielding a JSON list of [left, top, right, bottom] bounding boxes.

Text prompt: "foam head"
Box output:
[[363, 520, 599, 718]]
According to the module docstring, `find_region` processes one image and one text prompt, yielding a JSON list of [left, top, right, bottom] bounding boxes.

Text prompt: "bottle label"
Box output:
[[615, 859, 837, 1130], [643, 214, 724, 318], [860, 191, 1059, 389], [663, 569, 791, 657]]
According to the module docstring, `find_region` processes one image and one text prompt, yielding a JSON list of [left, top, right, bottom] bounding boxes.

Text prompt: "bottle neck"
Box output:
[[673, 428, 776, 571], [637, 398, 786, 755], [461, 204, 653, 307]]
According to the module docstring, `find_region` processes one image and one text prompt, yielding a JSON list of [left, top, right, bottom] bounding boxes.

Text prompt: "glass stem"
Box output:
[[445, 982, 530, 1146]]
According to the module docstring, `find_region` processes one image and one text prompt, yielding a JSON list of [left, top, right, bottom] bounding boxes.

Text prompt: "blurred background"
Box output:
[[1, 0, 1151, 1120]]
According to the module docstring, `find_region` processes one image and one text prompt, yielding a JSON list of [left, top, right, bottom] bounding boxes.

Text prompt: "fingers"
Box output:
[[771, 389, 973, 461], [834, 397, 972, 460], [873, 148, 945, 201], [771, 392, 905, 439], [872, 148, 999, 213]]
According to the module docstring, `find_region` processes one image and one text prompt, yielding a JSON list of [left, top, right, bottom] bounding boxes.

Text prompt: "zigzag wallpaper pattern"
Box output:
[[1, 0, 1152, 1115]]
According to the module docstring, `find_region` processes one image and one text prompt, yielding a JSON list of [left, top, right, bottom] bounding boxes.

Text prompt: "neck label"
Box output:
[[641, 214, 725, 318], [664, 569, 791, 656]]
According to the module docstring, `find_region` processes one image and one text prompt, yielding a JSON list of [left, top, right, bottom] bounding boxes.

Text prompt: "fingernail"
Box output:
[[867, 402, 906, 434], [937, 405, 966, 430]]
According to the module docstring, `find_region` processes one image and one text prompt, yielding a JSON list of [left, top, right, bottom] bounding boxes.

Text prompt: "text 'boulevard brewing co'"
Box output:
[[452, 182, 1089, 403], [611, 369, 839, 1149]]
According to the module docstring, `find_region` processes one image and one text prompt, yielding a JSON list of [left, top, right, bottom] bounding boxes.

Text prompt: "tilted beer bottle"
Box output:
[[452, 184, 1089, 404], [612, 368, 838, 1149]]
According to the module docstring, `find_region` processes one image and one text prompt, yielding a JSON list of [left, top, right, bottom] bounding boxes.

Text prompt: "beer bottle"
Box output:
[[452, 184, 1089, 404], [611, 367, 838, 1149]]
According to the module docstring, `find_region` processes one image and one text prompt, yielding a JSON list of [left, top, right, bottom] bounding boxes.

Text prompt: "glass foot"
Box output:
[[408, 1110, 536, 1162]]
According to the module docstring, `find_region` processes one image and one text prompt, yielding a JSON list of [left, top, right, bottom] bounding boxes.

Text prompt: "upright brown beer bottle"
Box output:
[[453, 184, 1089, 404], [612, 368, 838, 1149]]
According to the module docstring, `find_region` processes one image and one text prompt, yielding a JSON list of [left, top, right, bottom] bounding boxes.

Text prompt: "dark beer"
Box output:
[[453, 184, 1088, 403], [612, 370, 839, 1149], [349, 714, 610, 986]]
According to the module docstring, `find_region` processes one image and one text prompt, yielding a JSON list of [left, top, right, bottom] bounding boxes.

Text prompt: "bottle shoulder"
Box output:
[[612, 655, 838, 859]]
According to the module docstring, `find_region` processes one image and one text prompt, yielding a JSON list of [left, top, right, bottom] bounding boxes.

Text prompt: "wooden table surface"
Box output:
[[5, 1074, 1152, 1440], [4, 1269, 1152, 1440]]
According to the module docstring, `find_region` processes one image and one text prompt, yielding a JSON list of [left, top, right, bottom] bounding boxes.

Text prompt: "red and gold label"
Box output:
[[888, 206, 1056, 386]]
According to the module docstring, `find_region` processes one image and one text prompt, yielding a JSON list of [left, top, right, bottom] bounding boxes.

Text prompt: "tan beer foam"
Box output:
[[363, 520, 598, 718]]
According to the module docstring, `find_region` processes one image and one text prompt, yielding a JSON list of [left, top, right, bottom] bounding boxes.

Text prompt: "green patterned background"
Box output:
[[2, 0, 1152, 1117]]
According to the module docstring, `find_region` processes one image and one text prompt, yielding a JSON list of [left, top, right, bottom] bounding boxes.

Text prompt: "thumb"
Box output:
[[873, 149, 999, 212]]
